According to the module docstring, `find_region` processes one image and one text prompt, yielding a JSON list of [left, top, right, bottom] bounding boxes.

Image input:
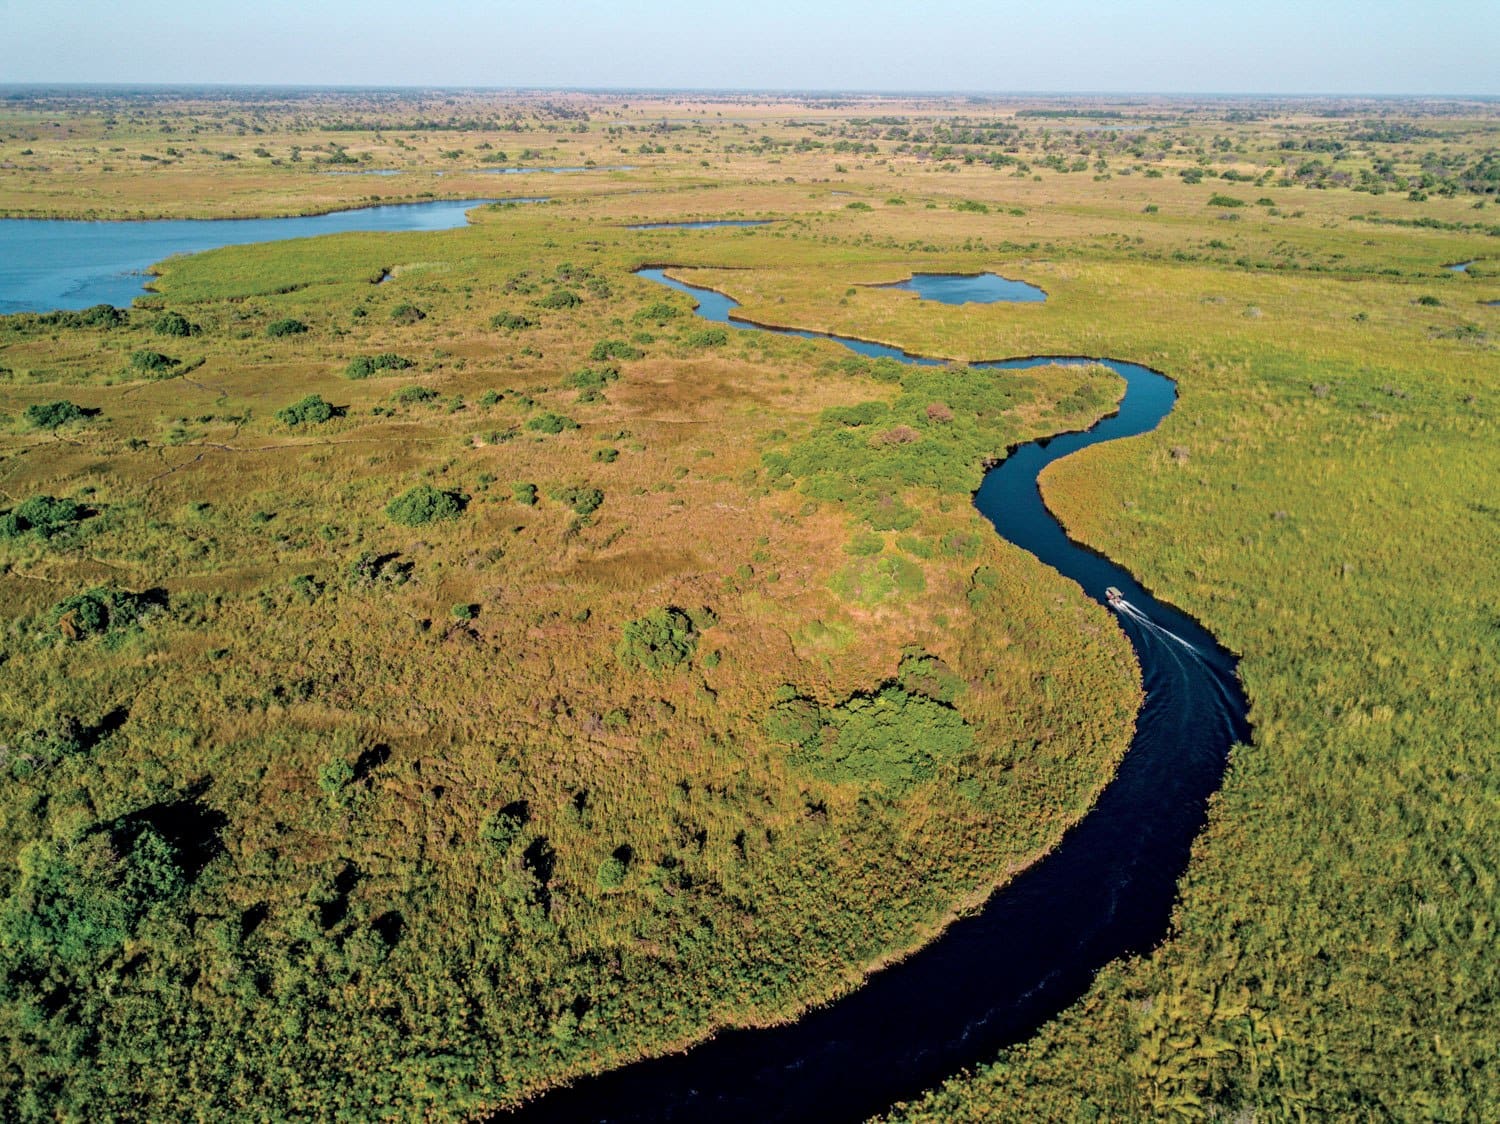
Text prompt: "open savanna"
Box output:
[[1, 91, 1496, 1121]]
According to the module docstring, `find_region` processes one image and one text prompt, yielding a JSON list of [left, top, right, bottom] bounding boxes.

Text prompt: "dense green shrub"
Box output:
[[129, 350, 179, 375], [765, 678, 972, 795], [394, 385, 437, 405], [266, 317, 309, 338], [23, 400, 87, 429], [589, 339, 644, 361], [489, 311, 536, 330], [566, 366, 619, 390], [31, 304, 127, 330], [1208, 193, 1246, 207], [512, 482, 538, 505], [1, 495, 85, 539], [683, 327, 729, 348], [345, 353, 414, 379], [385, 484, 467, 526], [275, 394, 335, 426], [50, 587, 158, 641], [551, 486, 604, 516], [634, 301, 681, 323], [152, 311, 199, 337], [526, 412, 579, 434], [537, 288, 582, 309], [389, 302, 426, 324], [617, 607, 697, 672]]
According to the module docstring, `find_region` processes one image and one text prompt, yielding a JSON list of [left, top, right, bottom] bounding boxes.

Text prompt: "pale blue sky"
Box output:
[[0, 0, 1495, 94]]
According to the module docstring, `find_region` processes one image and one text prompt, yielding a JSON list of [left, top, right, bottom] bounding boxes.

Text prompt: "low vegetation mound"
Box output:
[[345, 353, 415, 379], [385, 484, 467, 526]]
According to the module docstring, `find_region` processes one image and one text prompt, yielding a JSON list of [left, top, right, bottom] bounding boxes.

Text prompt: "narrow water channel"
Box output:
[[498, 268, 1251, 1123]]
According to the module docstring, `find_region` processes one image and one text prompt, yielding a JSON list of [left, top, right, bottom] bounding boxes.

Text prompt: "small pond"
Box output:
[[880, 272, 1046, 304]]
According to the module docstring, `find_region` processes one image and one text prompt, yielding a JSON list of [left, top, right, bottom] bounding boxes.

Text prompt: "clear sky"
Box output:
[[1, 0, 1496, 95]]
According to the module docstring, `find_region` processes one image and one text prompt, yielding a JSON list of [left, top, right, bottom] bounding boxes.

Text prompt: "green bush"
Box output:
[[765, 681, 972, 795], [345, 353, 414, 379], [1208, 193, 1246, 207], [526, 413, 579, 435], [275, 394, 335, 427], [596, 854, 629, 889], [589, 339, 644, 361], [266, 317, 309, 338], [537, 289, 582, 309], [389, 302, 426, 324], [566, 366, 619, 390], [489, 311, 536, 330], [617, 607, 697, 672], [1, 495, 85, 540], [512, 482, 538, 506], [683, 327, 729, 348], [551, 486, 604, 516], [394, 385, 437, 405], [152, 311, 199, 337], [129, 350, 179, 375], [634, 301, 681, 323], [50, 587, 157, 641], [32, 304, 127, 330], [23, 401, 86, 429], [385, 484, 468, 526]]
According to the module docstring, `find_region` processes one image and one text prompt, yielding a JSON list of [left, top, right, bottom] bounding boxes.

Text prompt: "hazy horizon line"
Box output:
[[2, 82, 1497, 101]]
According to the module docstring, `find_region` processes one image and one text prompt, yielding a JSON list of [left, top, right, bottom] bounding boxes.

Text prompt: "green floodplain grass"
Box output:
[[0, 91, 1496, 1119]]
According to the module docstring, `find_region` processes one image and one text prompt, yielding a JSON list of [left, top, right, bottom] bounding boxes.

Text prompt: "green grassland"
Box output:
[[0, 91, 1496, 1120]]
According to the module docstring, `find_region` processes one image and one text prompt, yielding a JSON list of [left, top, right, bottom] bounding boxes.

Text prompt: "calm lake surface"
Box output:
[[0, 198, 502, 314], [882, 271, 1046, 303], [498, 271, 1250, 1122]]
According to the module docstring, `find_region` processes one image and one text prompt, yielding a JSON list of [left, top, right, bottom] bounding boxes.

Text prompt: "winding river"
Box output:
[[499, 269, 1251, 1123]]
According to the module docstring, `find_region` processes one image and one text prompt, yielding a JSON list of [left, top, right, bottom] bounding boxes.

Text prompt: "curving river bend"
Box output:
[[501, 268, 1251, 1123]]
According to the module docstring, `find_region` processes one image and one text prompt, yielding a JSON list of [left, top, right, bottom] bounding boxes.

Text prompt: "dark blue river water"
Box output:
[[0, 198, 511, 314], [497, 269, 1251, 1122]]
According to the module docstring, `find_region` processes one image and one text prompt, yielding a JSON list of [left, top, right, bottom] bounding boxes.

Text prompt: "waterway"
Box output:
[[499, 268, 1251, 1122], [0, 198, 506, 314]]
